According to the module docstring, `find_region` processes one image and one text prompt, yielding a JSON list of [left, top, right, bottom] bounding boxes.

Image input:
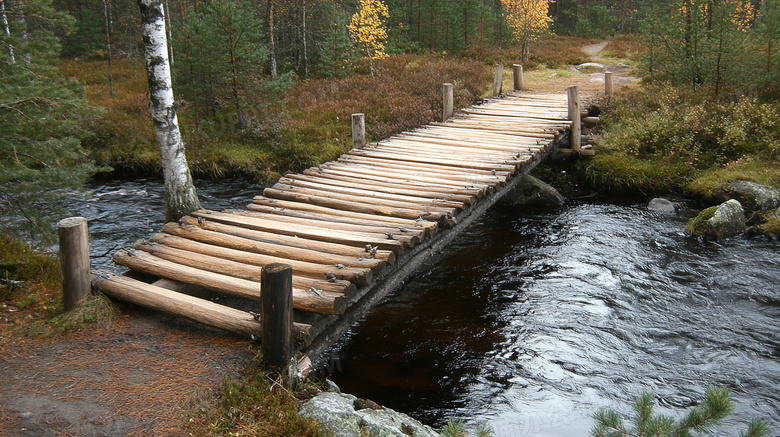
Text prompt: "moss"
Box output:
[[685, 205, 718, 236], [756, 209, 780, 237], [685, 158, 780, 202]]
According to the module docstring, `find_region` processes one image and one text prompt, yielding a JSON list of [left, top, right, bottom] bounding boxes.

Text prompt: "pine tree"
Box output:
[[0, 0, 100, 244]]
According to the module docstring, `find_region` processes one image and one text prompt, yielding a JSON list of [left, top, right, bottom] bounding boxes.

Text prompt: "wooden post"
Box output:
[[261, 263, 293, 371], [605, 72, 614, 97], [492, 63, 504, 96], [567, 85, 581, 152], [58, 217, 90, 312], [513, 64, 524, 91], [442, 83, 453, 122], [351, 113, 365, 149]]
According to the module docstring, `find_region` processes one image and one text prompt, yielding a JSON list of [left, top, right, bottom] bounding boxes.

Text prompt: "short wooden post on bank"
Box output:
[[513, 64, 524, 91], [261, 263, 294, 371], [605, 72, 614, 97], [443, 83, 454, 121], [351, 113, 365, 149], [493, 64, 504, 96], [567, 85, 581, 152], [58, 217, 90, 312]]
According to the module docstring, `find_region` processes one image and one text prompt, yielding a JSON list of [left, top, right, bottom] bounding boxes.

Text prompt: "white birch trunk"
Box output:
[[0, 0, 13, 63], [137, 0, 200, 222]]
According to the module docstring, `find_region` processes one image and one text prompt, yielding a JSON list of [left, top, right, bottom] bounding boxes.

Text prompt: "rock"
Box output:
[[324, 379, 341, 393], [500, 175, 564, 207], [577, 62, 605, 69], [298, 392, 440, 437], [648, 198, 676, 214], [685, 199, 747, 240], [726, 180, 780, 212]]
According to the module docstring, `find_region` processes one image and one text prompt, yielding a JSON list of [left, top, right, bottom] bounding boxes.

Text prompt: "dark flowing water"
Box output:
[[64, 179, 779, 436], [61, 176, 261, 270], [324, 198, 780, 436]]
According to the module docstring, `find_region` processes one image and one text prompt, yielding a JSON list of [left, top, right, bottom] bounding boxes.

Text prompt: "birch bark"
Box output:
[[137, 0, 200, 222], [0, 0, 13, 63]]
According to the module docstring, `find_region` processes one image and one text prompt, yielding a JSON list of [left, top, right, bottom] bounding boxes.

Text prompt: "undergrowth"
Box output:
[[186, 359, 331, 437], [586, 85, 780, 198]]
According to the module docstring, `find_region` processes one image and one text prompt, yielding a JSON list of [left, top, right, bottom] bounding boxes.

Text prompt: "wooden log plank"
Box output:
[[262, 187, 452, 227], [287, 173, 475, 205], [250, 195, 438, 234], [277, 177, 466, 211], [192, 210, 409, 254], [454, 113, 571, 126], [462, 108, 568, 120], [93, 271, 312, 344], [269, 183, 459, 219], [346, 148, 518, 172], [308, 167, 489, 196], [335, 155, 510, 180], [140, 235, 367, 292], [377, 137, 544, 157], [228, 208, 427, 243], [172, 218, 393, 268], [330, 159, 509, 184], [113, 249, 346, 315], [429, 122, 556, 138], [403, 126, 552, 144]]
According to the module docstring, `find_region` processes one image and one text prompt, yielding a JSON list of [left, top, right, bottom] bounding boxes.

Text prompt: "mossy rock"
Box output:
[[756, 208, 780, 237], [725, 180, 780, 212], [685, 199, 746, 241]]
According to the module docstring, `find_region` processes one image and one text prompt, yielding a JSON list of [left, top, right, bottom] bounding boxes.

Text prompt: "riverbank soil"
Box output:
[[0, 303, 254, 436]]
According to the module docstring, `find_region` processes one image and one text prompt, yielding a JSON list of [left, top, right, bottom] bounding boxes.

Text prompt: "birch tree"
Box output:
[[501, 0, 552, 61], [347, 0, 389, 76], [1, 0, 14, 63], [137, 0, 200, 222]]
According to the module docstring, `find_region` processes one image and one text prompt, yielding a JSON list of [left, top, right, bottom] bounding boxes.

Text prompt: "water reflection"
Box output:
[[327, 199, 780, 436]]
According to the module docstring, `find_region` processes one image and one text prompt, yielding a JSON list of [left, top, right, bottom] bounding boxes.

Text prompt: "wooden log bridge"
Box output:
[[89, 88, 597, 375]]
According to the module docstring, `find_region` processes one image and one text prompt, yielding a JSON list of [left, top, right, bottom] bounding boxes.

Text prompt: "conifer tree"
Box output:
[[0, 0, 100, 243]]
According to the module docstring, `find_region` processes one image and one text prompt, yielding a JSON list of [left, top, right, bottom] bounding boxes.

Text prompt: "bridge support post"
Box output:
[[351, 113, 365, 149], [58, 217, 90, 312], [492, 63, 504, 96], [567, 85, 581, 152], [443, 83, 453, 122], [605, 72, 614, 97], [261, 263, 294, 371], [513, 64, 524, 91]]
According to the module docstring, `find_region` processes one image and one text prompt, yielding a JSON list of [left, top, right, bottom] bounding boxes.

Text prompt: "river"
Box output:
[[65, 179, 779, 436]]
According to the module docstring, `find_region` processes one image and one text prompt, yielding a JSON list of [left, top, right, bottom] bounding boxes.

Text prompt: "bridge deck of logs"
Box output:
[[86, 84, 599, 375]]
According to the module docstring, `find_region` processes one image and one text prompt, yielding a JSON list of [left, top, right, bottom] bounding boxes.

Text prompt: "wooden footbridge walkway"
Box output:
[[78, 80, 603, 375]]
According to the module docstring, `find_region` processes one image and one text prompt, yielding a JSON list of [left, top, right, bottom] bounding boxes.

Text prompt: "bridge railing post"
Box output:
[[261, 263, 294, 372], [492, 63, 504, 96], [351, 113, 365, 149], [513, 64, 524, 91], [567, 85, 581, 152], [443, 83, 454, 122], [58, 217, 90, 312], [605, 72, 614, 98]]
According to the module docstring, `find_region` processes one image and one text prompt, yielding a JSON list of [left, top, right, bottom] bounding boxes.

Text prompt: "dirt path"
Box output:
[[0, 304, 254, 436], [582, 40, 609, 58]]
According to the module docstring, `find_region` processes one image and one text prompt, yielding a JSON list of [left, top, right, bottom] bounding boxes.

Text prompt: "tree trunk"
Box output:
[[302, 1, 308, 78], [103, 0, 114, 97], [137, 0, 200, 222], [268, 0, 277, 79], [0, 0, 13, 63], [17, 0, 30, 66], [163, 0, 174, 77]]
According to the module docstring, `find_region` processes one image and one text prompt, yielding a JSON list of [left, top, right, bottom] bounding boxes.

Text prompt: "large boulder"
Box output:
[[500, 175, 564, 207], [725, 180, 780, 212], [298, 392, 440, 437], [685, 199, 747, 240]]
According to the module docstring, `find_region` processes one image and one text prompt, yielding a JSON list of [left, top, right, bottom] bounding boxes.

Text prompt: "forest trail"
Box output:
[[582, 40, 609, 58]]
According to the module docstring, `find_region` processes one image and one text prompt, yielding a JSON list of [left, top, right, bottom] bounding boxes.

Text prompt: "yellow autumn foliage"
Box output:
[[501, 0, 553, 60], [347, 0, 389, 75]]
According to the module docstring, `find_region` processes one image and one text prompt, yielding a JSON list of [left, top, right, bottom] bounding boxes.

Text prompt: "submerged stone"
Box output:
[[500, 175, 564, 207], [298, 392, 440, 437], [648, 198, 676, 214], [726, 180, 780, 212], [685, 199, 746, 240]]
